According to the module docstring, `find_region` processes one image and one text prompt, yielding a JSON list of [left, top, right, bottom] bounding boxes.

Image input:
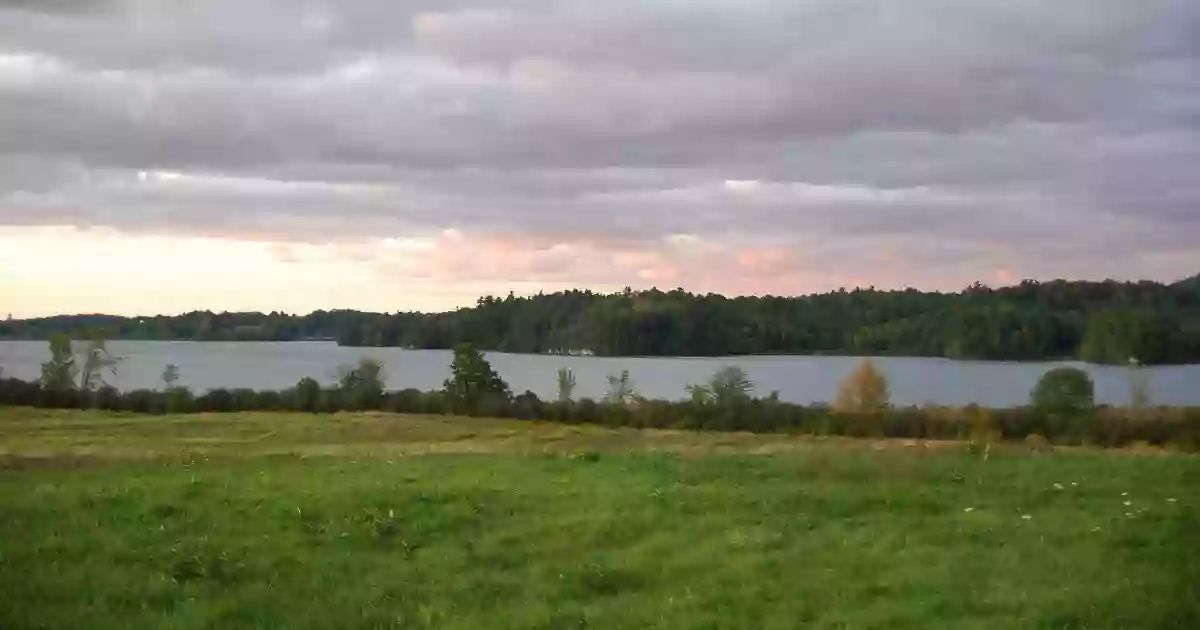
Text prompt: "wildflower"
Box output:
[[1070, 482, 1078, 487], [1021, 514, 1032, 520], [963, 507, 975, 513]]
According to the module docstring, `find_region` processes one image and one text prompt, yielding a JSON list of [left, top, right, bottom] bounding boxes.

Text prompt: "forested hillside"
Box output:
[[3, 277, 1199, 363]]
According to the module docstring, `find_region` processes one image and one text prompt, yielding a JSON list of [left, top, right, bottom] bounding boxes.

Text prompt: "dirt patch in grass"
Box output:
[[0, 453, 112, 471]]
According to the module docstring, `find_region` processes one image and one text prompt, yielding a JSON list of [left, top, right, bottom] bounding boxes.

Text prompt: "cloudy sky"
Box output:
[[1, 0, 1197, 317]]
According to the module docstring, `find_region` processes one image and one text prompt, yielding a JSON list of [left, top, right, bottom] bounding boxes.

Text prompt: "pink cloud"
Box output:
[[367, 229, 842, 297], [992, 267, 1018, 285]]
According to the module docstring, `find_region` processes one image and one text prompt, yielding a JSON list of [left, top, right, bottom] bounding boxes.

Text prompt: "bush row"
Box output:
[[2, 376, 1198, 450]]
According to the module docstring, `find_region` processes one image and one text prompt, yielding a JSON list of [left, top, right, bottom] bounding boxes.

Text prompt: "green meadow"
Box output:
[[1, 409, 1197, 629]]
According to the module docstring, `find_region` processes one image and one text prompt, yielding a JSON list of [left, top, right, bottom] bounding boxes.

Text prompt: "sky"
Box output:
[[1, 0, 1198, 317]]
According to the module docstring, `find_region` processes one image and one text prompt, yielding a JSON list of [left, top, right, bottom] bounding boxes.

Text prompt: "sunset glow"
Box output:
[[0, 1, 1197, 317]]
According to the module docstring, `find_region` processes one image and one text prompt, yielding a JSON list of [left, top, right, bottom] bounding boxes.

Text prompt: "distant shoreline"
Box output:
[[0, 337, 1188, 367], [3, 277, 1199, 364]]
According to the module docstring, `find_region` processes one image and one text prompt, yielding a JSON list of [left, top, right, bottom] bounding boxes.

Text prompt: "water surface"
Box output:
[[1, 341, 1197, 407]]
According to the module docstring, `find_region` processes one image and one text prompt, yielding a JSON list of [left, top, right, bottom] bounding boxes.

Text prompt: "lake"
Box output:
[[1, 340, 1198, 407]]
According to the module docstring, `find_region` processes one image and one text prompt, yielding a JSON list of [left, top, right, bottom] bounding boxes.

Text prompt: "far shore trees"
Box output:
[[5, 276, 1199, 363]]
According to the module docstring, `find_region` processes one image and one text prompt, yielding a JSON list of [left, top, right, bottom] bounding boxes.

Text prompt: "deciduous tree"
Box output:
[[40, 333, 76, 391], [1031, 367, 1095, 417], [833, 359, 890, 413]]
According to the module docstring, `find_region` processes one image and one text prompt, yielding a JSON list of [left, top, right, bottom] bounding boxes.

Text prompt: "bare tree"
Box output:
[[162, 363, 181, 391], [556, 367, 576, 403], [77, 337, 122, 391], [605, 370, 636, 404]]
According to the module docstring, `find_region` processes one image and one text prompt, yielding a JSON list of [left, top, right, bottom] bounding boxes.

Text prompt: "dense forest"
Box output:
[[3, 276, 1200, 364]]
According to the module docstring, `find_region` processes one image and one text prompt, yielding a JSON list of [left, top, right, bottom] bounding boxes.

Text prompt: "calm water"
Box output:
[[1, 341, 1198, 407]]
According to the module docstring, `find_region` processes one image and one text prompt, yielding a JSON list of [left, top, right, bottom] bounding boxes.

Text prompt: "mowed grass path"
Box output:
[[1, 410, 1198, 629]]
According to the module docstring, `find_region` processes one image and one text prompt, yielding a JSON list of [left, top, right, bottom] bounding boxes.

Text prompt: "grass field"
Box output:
[[1, 409, 1198, 629]]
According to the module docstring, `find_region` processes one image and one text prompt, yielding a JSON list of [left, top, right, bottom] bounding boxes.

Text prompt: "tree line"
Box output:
[[3, 275, 1199, 364], [1, 335, 1197, 451]]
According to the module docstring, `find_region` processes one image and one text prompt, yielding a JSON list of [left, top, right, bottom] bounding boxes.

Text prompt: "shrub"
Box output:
[[630, 398, 675, 429], [93, 385, 123, 411], [573, 398, 601, 424], [967, 406, 1001, 448], [0, 378, 41, 407], [165, 387, 195, 414], [833, 359, 890, 414], [294, 377, 322, 412], [384, 388, 425, 414], [418, 391, 449, 415], [230, 389, 261, 411], [197, 388, 234, 412], [1031, 367, 1096, 443], [38, 386, 81, 410], [0, 368, 1196, 450], [566, 398, 595, 422], [123, 389, 165, 414], [512, 390, 544, 420], [601, 401, 633, 427], [1177, 408, 1200, 452], [255, 390, 284, 411], [544, 400, 572, 423], [1024, 433, 1053, 454], [993, 407, 1042, 441], [472, 392, 513, 418], [1031, 367, 1094, 417], [337, 359, 386, 410], [315, 389, 340, 414]]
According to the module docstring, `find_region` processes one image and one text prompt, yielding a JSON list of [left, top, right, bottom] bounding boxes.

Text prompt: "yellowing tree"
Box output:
[[833, 358, 890, 413]]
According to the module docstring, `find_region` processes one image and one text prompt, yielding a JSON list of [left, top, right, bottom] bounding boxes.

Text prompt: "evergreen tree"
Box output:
[[443, 344, 511, 413]]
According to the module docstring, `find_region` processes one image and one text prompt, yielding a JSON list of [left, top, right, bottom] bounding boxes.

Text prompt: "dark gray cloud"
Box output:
[[0, 0, 1197, 288], [0, 0, 114, 14]]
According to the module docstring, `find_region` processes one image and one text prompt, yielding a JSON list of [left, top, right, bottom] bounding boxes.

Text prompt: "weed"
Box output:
[[1025, 433, 1054, 454]]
